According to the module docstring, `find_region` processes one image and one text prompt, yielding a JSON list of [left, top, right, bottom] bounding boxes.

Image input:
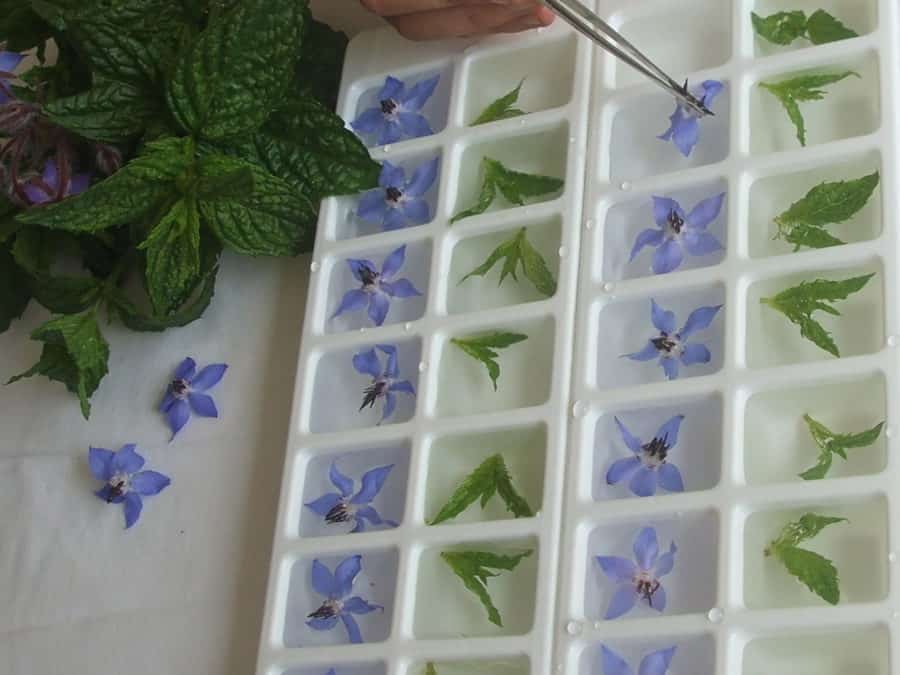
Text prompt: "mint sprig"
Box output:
[[451, 331, 528, 390], [765, 513, 846, 604], [440, 549, 532, 626], [460, 227, 556, 297], [425, 664, 438, 675], [759, 71, 859, 146], [430, 454, 533, 525], [799, 414, 884, 480], [752, 10, 858, 47], [760, 273, 875, 357], [471, 79, 527, 126], [774, 172, 880, 250], [451, 158, 563, 224]]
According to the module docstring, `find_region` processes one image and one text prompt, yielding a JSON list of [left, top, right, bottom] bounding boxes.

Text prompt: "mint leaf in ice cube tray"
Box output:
[[459, 227, 557, 297], [752, 10, 858, 46], [471, 79, 527, 126], [799, 414, 884, 480], [440, 549, 533, 627], [451, 331, 529, 391]]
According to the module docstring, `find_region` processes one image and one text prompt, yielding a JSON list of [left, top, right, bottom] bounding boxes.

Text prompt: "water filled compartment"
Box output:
[[308, 338, 421, 434], [284, 664, 386, 675], [745, 261, 884, 368], [583, 511, 719, 621], [751, 0, 877, 58], [447, 216, 562, 314], [323, 239, 431, 334], [298, 442, 411, 538], [331, 150, 443, 241], [598, 179, 728, 282], [593, 394, 723, 501], [423, 423, 546, 525], [605, 0, 731, 89], [750, 52, 880, 155], [747, 152, 882, 258], [741, 624, 889, 675], [433, 316, 555, 417], [607, 85, 731, 183], [743, 373, 887, 485], [407, 656, 530, 675], [452, 123, 568, 221], [412, 537, 539, 638], [349, 64, 453, 148], [462, 35, 577, 124], [283, 549, 399, 647], [594, 284, 726, 390], [742, 496, 888, 608], [578, 633, 716, 675]]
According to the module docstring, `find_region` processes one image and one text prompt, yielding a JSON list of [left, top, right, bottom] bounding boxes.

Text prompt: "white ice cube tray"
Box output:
[[256, 1, 900, 673]]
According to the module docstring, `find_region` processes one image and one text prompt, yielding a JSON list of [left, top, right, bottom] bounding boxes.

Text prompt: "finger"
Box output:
[[387, 4, 536, 40], [493, 6, 555, 32], [360, 0, 538, 18]]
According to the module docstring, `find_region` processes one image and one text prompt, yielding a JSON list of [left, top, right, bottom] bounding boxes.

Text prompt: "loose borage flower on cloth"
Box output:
[[357, 158, 439, 231], [658, 80, 724, 157], [159, 357, 228, 440], [333, 245, 422, 327], [353, 344, 415, 423], [596, 526, 677, 619], [607, 415, 686, 497], [88, 444, 171, 529], [765, 513, 847, 604], [625, 300, 722, 380], [306, 555, 383, 644], [351, 74, 440, 146], [630, 194, 725, 274], [305, 462, 398, 533], [600, 645, 677, 675]]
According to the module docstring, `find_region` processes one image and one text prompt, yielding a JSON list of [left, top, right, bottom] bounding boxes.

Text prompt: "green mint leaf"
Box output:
[[139, 198, 202, 316], [760, 71, 859, 146], [429, 454, 533, 525], [770, 512, 848, 550], [751, 10, 807, 45], [806, 9, 858, 45], [166, 0, 305, 139], [459, 228, 557, 297], [43, 80, 155, 143], [66, 19, 162, 88], [761, 273, 875, 356], [0, 243, 31, 333], [8, 311, 109, 419], [774, 172, 879, 246], [472, 79, 527, 126], [451, 331, 528, 390], [833, 420, 885, 449], [195, 164, 255, 201], [440, 549, 532, 627], [451, 158, 563, 223], [451, 159, 499, 224], [17, 136, 193, 232], [294, 13, 348, 110], [799, 452, 833, 481], [425, 664, 438, 675], [777, 545, 841, 604], [798, 413, 884, 479]]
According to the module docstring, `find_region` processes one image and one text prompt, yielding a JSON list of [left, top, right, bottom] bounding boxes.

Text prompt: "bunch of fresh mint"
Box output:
[[0, 0, 379, 417]]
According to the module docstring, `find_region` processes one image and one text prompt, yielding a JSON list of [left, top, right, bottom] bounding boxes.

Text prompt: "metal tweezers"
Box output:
[[541, 0, 714, 117]]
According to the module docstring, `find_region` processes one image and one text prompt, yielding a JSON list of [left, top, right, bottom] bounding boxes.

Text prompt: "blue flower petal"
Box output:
[[377, 344, 399, 378], [307, 615, 339, 631], [672, 116, 700, 157], [381, 245, 407, 278], [650, 299, 677, 334], [383, 208, 408, 231], [405, 157, 439, 197], [356, 505, 388, 526], [358, 190, 389, 224], [389, 380, 415, 395], [633, 527, 660, 570], [379, 161, 405, 188], [379, 76, 405, 102], [657, 105, 685, 141], [159, 391, 176, 413], [658, 463, 684, 493], [340, 613, 364, 644], [368, 292, 390, 326], [0, 51, 24, 73], [305, 492, 342, 516], [311, 559, 337, 597], [332, 289, 370, 319], [343, 596, 382, 614], [333, 555, 362, 598], [650, 584, 667, 612], [330, 462, 355, 498], [687, 192, 726, 229], [167, 399, 191, 439], [174, 357, 197, 381], [377, 121, 403, 146], [112, 444, 144, 474], [605, 584, 637, 620], [88, 447, 115, 481], [398, 112, 433, 139], [607, 456, 642, 485], [352, 108, 385, 134], [661, 357, 679, 380], [679, 304, 722, 338], [401, 198, 430, 224], [130, 470, 171, 497], [353, 348, 382, 378], [94, 485, 115, 502], [629, 228, 664, 262], [683, 230, 723, 257], [381, 391, 397, 422], [629, 466, 658, 497], [401, 74, 439, 110], [638, 647, 677, 675], [625, 340, 659, 362], [188, 392, 218, 418], [123, 492, 143, 529], [382, 278, 421, 299], [192, 363, 227, 390], [654, 542, 678, 577], [652, 196, 684, 228], [652, 239, 684, 275], [614, 417, 642, 453], [655, 415, 684, 448], [601, 646, 634, 675], [700, 80, 725, 107], [596, 555, 637, 583], [680, 342, 711, 366], [351, 464, 394, 504], [347, 258, 376, 282]]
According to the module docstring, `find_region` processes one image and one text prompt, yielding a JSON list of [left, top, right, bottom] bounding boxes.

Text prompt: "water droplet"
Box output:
[[886, 427, 894, 439], [620, 181, 632, 191], [382, 144, 392, 153], [537, 26, 546, 34], [569, 136, 576, 144], [893, 610, 900, 620], [309, 261, 320, 273], [888, 335, 899, 348], [707, 608, 724, 623], [603, 282, 615, 293], [558, 246, 568, 258], [359, 327, 368, 334], [572, 400, 588, 418], [519, 119, 527, 127], [403, 322, 413, 332], [418, 361, 427, 373], [593, 620, 603, 631], [565, 620, 582, 636], [889, 551, 897, 563], [584, 219, 594, 230]]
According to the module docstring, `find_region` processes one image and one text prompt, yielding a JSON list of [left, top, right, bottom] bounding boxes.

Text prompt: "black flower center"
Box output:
[[380, 98, 398, 116], [107, 477, 127, 503], [307, 599, 341, 621], [385, 186, 403, 203], [172, 378, 190, 399], [325, 499, 354, 524], [359, 265, 379, 288], [667, 209, 684, 235], [651, 333, 678, 355], [360, 379, 389, 411], [642, 436, 670, 465], [636, 577, 661, 605]]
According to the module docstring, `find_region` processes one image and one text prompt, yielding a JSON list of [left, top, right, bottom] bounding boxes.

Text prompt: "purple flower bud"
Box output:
[[0, 101, 38, 135], [94, 143, 123, 175]]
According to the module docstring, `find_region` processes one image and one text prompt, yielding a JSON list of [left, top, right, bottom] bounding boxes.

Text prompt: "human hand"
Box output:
[[359, 0, 555, 41]]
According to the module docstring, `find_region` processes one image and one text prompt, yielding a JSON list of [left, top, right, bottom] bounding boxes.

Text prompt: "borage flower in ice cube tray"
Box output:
[[357, 158, 439, 231], [596, 526, 677, 619], [625, 300, 722, 380], [306, 555, 383, 644], [88, 444, 171, 529], [630, 194, 725, 275], [332, 245, 422, 327], [351, 74, 440, 146], [608, 415, 685, 497], [305, 462, 398, 533], [658, 80, 724, 157], [353, 344, 416, 423], [601, 645, 677, 675]]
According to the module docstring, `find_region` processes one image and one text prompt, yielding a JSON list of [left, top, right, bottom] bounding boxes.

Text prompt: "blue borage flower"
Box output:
[[353, 344, 415, 423], [332, 245, 422, 327], [159, 357, 228, 440], [23, 157, 91, 205], [88, 444, 171, 529], [306, 555, 383, 644], [0, 51, 23, 104], [596, 526, 677, 619], [358, 158, 439, 231], [630, 194, 725, 275], [601, 645, 677, 675], [658, 80, 725, 157], [607, 415, 685, 497], [351, 74, 440, 146], [305, 462, 398, 533], [624, 300, 722, 380]]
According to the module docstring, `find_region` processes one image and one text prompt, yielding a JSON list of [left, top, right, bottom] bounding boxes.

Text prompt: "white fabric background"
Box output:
[[0, 8, 386, 673]]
